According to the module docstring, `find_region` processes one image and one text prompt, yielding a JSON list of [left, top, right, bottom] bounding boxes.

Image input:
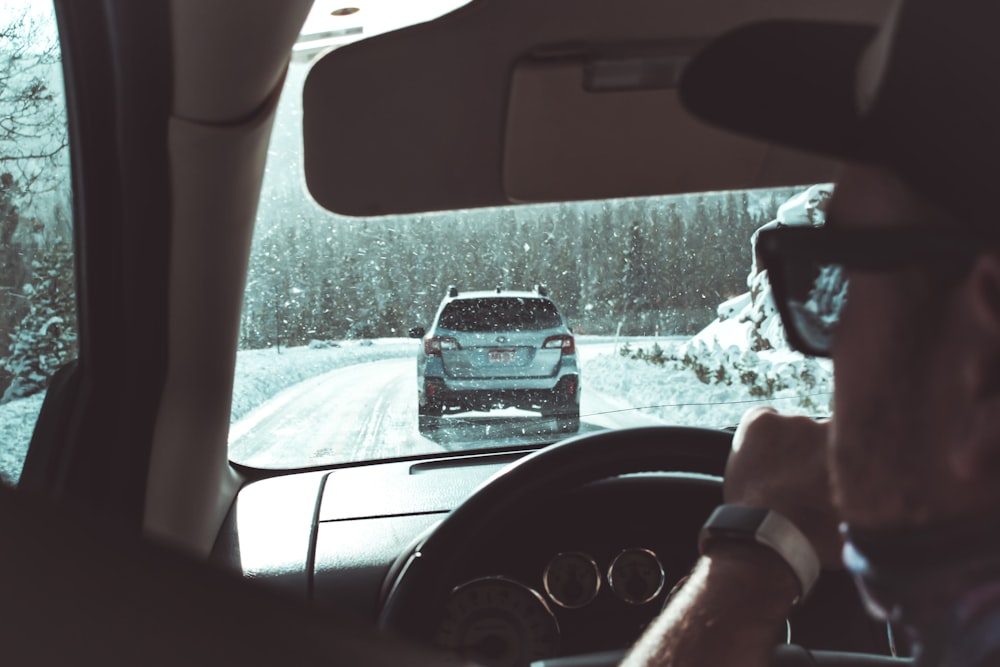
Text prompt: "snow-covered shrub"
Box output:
[[622, 341, 670, 366], [671, 339, 831, 408], [308, 339, 341, 349]]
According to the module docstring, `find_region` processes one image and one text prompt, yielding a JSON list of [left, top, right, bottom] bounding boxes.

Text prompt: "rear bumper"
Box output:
[[423, 374, 579, 413]]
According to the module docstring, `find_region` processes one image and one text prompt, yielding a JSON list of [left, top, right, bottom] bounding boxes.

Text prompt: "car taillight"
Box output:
[[425, 336, 460, 356], [543, 334, 575, 355]]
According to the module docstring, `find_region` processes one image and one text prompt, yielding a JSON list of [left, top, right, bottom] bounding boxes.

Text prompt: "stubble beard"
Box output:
[[829, 275, 941, 530]]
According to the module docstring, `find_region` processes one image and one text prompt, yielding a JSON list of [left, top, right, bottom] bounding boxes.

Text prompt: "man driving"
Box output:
[[623, 0, 1000, 665]]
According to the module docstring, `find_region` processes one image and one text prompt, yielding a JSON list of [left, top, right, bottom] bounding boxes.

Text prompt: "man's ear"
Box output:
[[968, 251, 1000, 340], [950, 251, 1000, 480]]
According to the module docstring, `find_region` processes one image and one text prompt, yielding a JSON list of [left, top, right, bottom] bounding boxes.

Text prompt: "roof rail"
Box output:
[[535, 283, 549, 297], [447, 284, 458, 297]]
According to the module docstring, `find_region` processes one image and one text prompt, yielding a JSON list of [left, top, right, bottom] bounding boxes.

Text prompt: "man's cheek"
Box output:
[[832, 276, 880, 401], [834, 273, 905, 370], [829, 277, 895, 489], [827, 416, 873, 521]]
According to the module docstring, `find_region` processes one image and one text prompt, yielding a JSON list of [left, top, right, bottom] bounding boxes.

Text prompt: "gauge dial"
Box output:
[[543, 551, 601, 609], [607, 548, 665, 605], [434, 577, 560, 667]]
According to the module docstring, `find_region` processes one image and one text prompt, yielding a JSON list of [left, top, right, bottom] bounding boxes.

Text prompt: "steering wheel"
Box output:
[[379, 426, 910, 667], [379, 426, 730, 641]]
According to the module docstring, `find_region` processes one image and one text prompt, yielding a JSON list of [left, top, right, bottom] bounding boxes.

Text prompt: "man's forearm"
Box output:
[[621, 544, 801, 667]]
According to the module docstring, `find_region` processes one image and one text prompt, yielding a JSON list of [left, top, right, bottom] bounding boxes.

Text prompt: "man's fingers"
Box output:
[[724, 408, 842, 567], [732, 406, 778, 453]]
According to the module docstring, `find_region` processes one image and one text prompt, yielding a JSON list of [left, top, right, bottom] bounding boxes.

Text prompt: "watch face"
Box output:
[[699, 505, 768, 552], [707, 505, 769, 534]]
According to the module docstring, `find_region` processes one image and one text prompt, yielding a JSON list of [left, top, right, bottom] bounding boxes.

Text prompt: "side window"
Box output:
[[0, 1, 75, 486]]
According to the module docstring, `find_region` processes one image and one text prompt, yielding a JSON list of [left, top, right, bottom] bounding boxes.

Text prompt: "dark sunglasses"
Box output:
[[756, 226, 979, 357]]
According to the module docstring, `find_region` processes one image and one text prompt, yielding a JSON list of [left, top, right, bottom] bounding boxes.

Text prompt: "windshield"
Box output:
[[438, 298, 562, 333], [226, 19, 834, 471], [0, 2, 836, 483]]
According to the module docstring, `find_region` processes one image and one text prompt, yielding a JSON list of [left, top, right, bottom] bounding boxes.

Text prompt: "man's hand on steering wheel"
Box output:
[[725, 407, 843, 570]]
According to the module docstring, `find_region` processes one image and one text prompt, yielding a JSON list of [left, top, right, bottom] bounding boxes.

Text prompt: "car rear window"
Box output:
[[437, 298, 563, 332]]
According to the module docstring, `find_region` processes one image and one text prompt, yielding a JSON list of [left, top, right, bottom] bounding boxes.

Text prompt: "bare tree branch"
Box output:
[[0, 4, 69, 193]]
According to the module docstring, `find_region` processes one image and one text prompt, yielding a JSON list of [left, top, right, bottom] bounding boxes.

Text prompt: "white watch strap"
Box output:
[[699, 505, 821, 602]]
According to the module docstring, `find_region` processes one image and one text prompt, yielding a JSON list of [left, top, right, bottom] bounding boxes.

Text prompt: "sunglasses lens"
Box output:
[[783, 261, 848, 355]]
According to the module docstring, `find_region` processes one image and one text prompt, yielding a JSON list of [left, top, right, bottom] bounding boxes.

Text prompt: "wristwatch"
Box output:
[[699, 504, 820, 603]]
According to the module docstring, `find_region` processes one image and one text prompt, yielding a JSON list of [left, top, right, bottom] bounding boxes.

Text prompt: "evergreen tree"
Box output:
[[0, 240, 77, 402]]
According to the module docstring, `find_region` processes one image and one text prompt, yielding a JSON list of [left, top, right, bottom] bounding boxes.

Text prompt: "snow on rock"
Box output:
[[692, 269, 783, 352], [584, 185, 835, 426], [776, 183, 833, 226], [686, 183, 835, 355]]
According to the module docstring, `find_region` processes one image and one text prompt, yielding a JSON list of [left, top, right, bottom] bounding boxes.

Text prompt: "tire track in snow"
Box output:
[[228, 342, 673, 468], [229, 358, 446, 468]]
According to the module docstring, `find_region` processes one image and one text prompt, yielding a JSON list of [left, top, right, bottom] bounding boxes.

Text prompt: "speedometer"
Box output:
[[434, 576, 560, 667]]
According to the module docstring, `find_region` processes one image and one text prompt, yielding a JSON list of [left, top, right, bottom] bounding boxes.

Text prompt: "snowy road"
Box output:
[[229, 348, 671, 469]]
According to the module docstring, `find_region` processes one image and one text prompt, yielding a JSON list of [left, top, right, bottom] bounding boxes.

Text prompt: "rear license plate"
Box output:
[[488, 349, 517, 363]]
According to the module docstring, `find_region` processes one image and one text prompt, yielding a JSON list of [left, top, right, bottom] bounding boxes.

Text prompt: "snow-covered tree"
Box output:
[[0, 4, 74, 397], [1, 240, 77, 402], [0, 6, 68, 200]]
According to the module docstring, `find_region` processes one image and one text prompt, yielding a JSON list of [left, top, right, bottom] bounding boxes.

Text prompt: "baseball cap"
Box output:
[[678, 0, 1000, 224]]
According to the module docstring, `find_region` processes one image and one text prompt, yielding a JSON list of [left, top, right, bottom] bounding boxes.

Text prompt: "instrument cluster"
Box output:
[[434, 547, 672, 667]]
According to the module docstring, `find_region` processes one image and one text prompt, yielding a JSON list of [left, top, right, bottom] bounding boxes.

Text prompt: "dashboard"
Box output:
[[422, 472, 719, 663], [220, 429, 903, 666]]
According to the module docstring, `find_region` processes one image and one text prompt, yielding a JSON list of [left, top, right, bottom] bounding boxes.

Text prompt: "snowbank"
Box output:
[[584, 322, 832, 429]]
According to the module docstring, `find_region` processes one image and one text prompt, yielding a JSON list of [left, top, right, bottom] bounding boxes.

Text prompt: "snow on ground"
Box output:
[[230, 338, 417, 423], [0, 321, 833, 485], [581, 283, 834, 428], [583, 341, 832, 428], [0, 392, 44, 486], [0, 338, 419, 486], [0, 187, 835, 483]]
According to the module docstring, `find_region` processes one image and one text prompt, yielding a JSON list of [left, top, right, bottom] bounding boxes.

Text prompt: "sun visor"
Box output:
[[303, 0, 890, 217], [503, 46, 839, 203]]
